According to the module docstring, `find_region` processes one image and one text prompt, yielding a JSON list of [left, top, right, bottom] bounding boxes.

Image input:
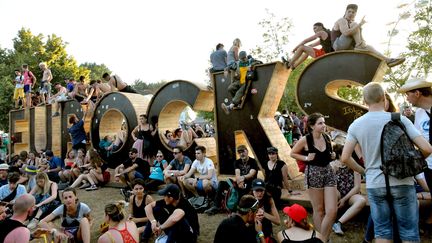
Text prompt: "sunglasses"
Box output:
[[156, 155, 163, 158], [237, 150, 245, 154], [173, 152, 180, 155]]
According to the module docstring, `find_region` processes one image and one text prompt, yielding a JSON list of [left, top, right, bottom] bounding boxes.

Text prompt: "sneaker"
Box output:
[[204, 206, 220, 215], [221, 103, 230, 115], [386, 57, 406, 68], [281, 57, 290, 69], [52, 112, 60, 117], [79, 182, 91, 189], [85, 184, 98, 191], [332, 222, 344, 235], [120, 188, 131, 201], [27, 218, 39, 230]]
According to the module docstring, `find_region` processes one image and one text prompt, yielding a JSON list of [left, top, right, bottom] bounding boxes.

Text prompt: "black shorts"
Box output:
[[120, 85, 137, 93]]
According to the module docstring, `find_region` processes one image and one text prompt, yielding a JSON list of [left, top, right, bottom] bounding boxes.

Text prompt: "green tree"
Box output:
[[249, 9, 293, 62], [131, 79, 167, 95], [80, 62, 111, 81]]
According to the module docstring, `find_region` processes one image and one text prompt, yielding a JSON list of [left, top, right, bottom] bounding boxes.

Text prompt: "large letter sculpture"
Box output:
[[296, 51, 388, 131]]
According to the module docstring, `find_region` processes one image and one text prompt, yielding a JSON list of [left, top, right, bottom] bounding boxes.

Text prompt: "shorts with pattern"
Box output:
[[305, 164, 336, 189]]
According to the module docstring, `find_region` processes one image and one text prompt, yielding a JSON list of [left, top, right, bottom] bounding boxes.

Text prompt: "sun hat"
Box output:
[[397, 78, 432, 93], [283, 204, 308, 223]]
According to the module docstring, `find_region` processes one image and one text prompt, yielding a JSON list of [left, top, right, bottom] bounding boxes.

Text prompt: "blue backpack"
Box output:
[[224, 179, 239, 212]]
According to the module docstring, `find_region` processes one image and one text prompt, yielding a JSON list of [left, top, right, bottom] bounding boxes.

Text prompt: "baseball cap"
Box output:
[[0, 163, 9, 170], [45, 150, 54, 157], [283, 204, 308, 223], [237, 145, 247, 152], [252, 178, 266, 191], [267, 146, 278, 153], [158, 184, 180, 199]]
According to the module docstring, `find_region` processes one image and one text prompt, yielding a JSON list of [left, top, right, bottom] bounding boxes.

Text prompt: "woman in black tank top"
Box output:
[[277, 204, 324, 243], [282, 23, 333, 70], [129, 179, 154, 233], [290, 113, 337, 243]]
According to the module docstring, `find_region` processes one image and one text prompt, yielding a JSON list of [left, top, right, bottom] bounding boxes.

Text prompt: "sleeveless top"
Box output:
[[305, 134, 333, 167], [335, 166, 355, 198], [264, 160, 285, 188], [281, 230, 323, 243], [259, 194, 273, 237], [227, 48, 236, 65], [108, 222, 137, 243], [0, 218, 25, 243], [132, 194, 148, 227], [320, 29, 334, 53]]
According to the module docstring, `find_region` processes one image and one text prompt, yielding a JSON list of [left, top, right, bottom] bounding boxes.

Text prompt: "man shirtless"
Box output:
[[39, 62, 53, 103], [332, 4, 405, 68], [102, 73, 137, 93]]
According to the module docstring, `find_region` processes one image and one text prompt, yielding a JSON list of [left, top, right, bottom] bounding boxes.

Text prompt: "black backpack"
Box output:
[[283, 115, 294, 131], [380, 113, 427, 179]]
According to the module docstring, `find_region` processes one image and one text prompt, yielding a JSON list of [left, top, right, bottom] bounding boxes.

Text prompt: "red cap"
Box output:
[[283, 204, 307, 223]]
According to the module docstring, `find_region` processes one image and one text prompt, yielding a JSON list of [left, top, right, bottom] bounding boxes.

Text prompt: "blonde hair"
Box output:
[[35, 172, 51, 195], [363, 82, 385, 105], [105, 201, 126, 222], [233, 38, 241, 47], [39, 62, 47, 67]]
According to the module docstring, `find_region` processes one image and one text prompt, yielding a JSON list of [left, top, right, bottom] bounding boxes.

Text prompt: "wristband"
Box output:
[[257, 231, 264, 238], [151, 219, 157, 223], [304, 156, 308, 161]]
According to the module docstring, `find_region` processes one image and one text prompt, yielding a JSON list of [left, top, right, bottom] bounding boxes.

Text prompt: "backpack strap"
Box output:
[[226, 178, 234, 188]]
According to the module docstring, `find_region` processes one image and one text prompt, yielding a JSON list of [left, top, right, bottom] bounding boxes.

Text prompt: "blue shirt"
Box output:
[[169, 156, 192, 171], [49, 156, 64, 169], [0, 184, 27, 201], [66, 82, 74, 92], [68, 120, 86, 146]]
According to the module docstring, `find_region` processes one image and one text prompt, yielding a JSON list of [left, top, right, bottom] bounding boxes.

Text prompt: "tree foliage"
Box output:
[[0, 28, 111, 131], [131, 79, 167, 95], [249, 9, 293, 63], [80, 62, 111, 81]]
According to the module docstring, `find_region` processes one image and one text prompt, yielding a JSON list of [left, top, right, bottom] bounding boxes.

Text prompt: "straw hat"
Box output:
[[398, 78, 432, 93]]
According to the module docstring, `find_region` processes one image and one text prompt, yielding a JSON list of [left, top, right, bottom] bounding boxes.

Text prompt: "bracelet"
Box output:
[[257, 231, 264, 238], [150, 219, 157, 223], [304, 156, 308, 161]]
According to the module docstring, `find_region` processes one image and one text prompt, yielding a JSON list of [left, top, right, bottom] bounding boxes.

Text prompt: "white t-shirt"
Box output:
[[346, 111, 421, 188], [15, 75, 24, 88], [414, 108, 432, 168], [191, 157, 218, 185]]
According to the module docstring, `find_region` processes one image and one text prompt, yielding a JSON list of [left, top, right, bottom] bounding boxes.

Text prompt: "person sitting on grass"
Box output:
[[163, 146, 192, 196], [128, 179, 154, 234], [114, 148, 150, 191], [331, 144, 367, 236], [251, 178, 281, 241], [143, 184, 199, 243], [277, 204, 324, 243], [282, 22, 333, 70], [39, 187, 91, 243], [0, 172, 27, 204], [145, 150, 168, 192], [98, 201, 140, 243], [59, 150, 79, 184], [70, 148, 107, 191], [27, 172, 60, 230], [180, 145, 218, 199]]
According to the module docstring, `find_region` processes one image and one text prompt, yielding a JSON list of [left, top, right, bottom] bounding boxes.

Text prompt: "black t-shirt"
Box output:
[[264, 160, 285, 188], [123, 158, 150, 179], [214, 214, 257, 243], [234, 157, 258, 185], [154, 198, 200, 236]]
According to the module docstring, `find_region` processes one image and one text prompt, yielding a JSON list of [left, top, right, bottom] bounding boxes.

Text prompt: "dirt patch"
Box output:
[[49, 187, 432, 242]]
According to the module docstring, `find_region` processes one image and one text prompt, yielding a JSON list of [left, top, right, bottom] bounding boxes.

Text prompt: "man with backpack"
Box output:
[[341, 82, 432, 243], [205, 145, 258, 215], [278, 110, 294, 146]]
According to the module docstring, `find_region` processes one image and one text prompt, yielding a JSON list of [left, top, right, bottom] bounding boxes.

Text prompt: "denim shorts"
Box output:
[[367, 185, 419, 242], [333, 35, 354, 51]]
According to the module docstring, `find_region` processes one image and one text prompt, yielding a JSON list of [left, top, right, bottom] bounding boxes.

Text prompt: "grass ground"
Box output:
[[36, 187, 432, 243]]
